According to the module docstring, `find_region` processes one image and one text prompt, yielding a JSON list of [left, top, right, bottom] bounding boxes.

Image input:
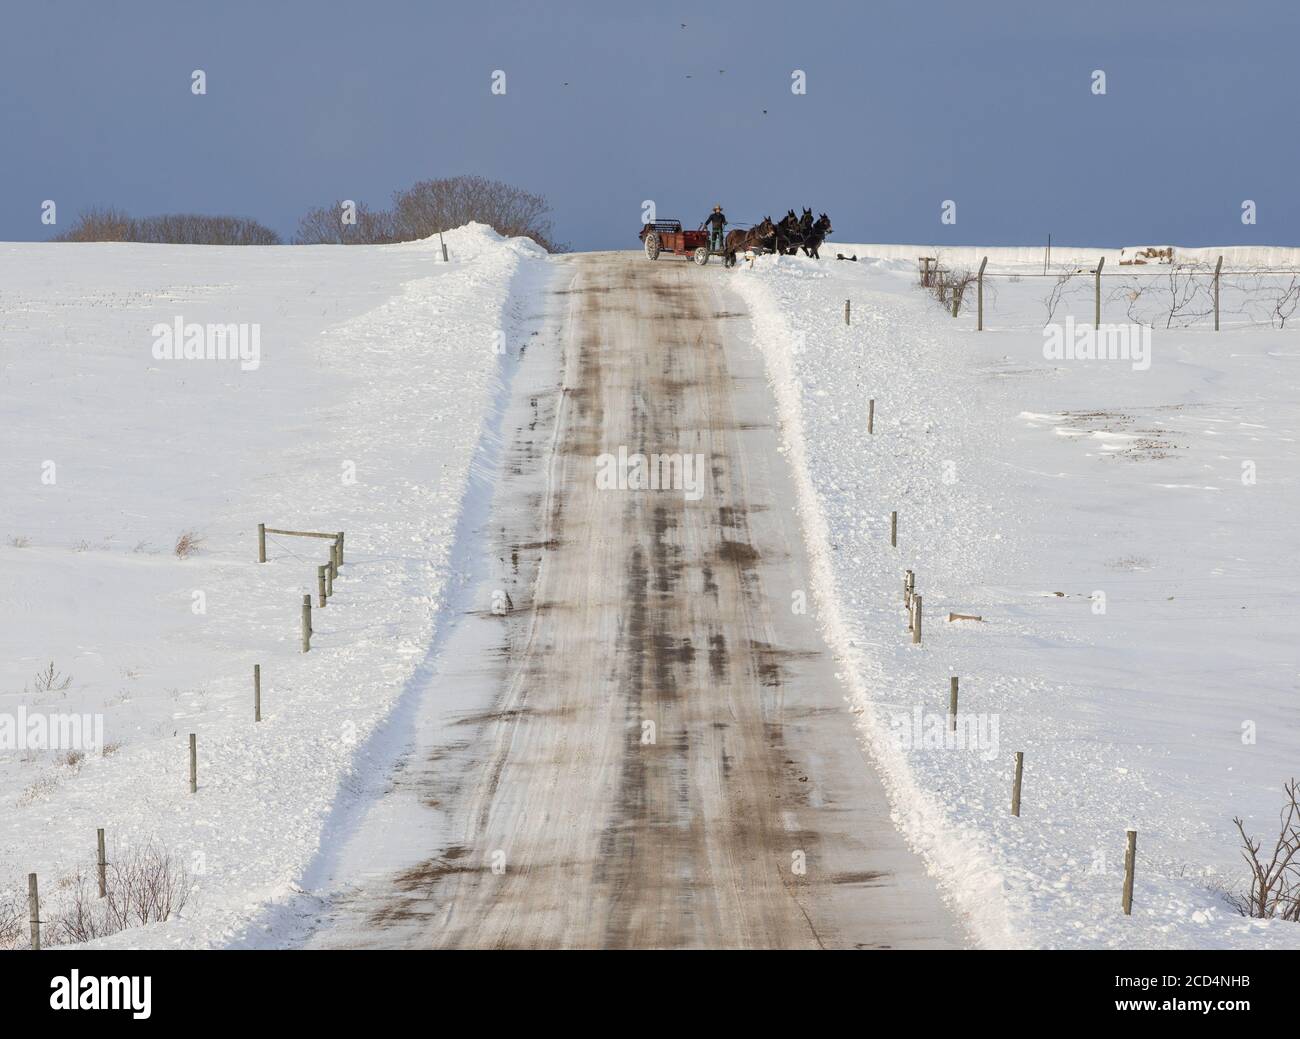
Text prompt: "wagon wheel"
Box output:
[[693, 246, 709, 266], [643, 232, 660, 260]]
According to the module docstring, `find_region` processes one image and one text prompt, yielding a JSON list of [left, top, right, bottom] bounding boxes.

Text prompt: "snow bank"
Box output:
[[0, 223, 550, 947]]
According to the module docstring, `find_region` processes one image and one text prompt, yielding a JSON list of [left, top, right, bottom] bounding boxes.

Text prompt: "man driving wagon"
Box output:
[[701, 205, 727, 252]]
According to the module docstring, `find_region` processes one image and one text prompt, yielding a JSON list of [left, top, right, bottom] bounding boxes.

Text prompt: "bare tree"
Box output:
[[390, 175, 560, 250]]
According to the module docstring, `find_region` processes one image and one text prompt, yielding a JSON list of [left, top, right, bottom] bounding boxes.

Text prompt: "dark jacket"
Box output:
[[704, 211, 726, 230]]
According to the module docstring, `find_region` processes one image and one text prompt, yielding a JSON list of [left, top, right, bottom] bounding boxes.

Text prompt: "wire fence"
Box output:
[[919, 255, 1300, 331]]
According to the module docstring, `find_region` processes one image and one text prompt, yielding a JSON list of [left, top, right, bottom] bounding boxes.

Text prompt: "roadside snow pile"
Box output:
[[731, 251, 1300, 949], [0, 223, 549, 947]]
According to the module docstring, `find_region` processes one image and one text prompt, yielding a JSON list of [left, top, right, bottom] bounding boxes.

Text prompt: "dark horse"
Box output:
[[773, 209, 803, 254], [800, 213, 832, 259], [723, 216, 775, 267], [794, 208, 813, 253]]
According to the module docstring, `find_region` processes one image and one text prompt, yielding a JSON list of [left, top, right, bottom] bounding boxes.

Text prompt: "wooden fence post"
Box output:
[[1011, 752, 1023, 816], [326, 560, 334, 598], [1094, 255, 1105, 329], [28, 874, 39, 950], [257, 522, 266, 563], [302, 595, 312, 652], [189, 733, 197, 793], [336, 531, 345, 567], [977, 256, 988, 330], [317, 565, 327, 608], [844, 299, 851, 326], [1214, 255, 1223, 331], [911, 595, 922, 644], [97, 828, 107, 897], [867, 398, 874, 434], [254, 664, 262, 722], [440, 231, 449, 263], [904, 570, 914, 609], [948, 676, 959, 731], [1122, 829, 1138, 915], [890, 511, 897, 547]]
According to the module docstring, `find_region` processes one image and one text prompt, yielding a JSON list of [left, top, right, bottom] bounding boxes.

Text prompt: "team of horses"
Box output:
[[724, 208, 832, 267]]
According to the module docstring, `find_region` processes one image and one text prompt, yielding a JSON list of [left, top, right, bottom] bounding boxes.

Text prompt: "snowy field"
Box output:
[[731, 245, 1300, 948], [3, 226, 1296, 951], [0, 224, 548, 947]]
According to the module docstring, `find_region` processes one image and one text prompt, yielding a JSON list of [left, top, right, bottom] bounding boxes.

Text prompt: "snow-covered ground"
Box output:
[[4, 226, 1296, 951], [0, 224, 550, 947], [731, 247, 1300, 948]]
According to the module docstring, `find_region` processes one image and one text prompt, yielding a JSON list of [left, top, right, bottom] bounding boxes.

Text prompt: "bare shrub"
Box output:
[[293, 200, 401, 245], [1232, 778, 1300, 921], [1043, 270, 1078, 323], [101, 740, 123, 757], [174, 531, 204, 559], [928, 267, 976, 314], [0, 890, 21, 949], [32, 661, 72, 695], [17, 771, 59, 807], [52, 868, 112, 945], [50, 839, 191, 945], [1162, 264, 1215, 328], [1271, 276, 1300, 329], [54, 210, 280, 245], [49, 206, 132, 242], [63, 749, 85, 769], [10, 535, 30, 548]]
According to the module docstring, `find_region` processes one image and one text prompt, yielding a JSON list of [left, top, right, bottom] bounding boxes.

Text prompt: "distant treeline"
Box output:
[[52, 209, 281, 245], [50, 175, 560, 251]]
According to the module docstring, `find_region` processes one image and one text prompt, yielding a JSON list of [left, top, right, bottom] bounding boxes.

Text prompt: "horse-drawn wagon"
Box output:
[[639, 220, 716, 265], [639, 210, 833, 268]]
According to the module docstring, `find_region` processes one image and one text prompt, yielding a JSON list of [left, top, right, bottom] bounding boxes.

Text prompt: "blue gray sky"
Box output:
[[2, 0, 1296, 249]]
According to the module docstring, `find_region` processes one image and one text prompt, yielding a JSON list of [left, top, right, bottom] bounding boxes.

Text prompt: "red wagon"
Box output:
[[639, 220, 715, 266]]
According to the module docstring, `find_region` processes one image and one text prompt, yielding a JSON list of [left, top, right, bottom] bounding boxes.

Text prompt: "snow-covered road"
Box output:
[[308, 252, 962, 949]]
